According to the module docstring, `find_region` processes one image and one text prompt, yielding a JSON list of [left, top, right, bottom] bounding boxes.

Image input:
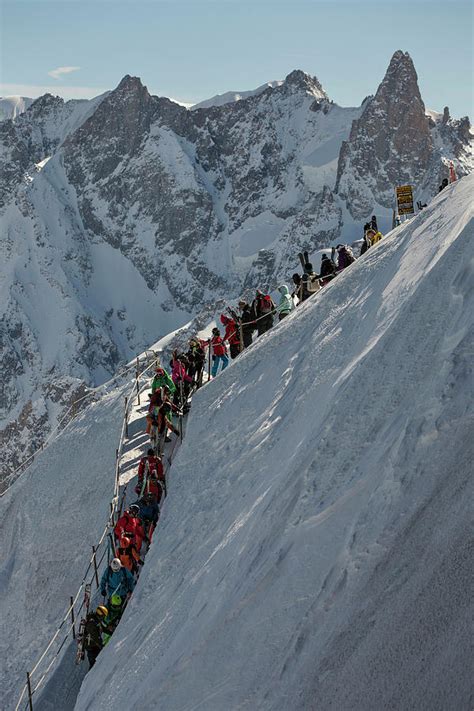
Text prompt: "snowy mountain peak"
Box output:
[[335, 49, 441, 219], [191, 80, 284, 111], [29, 92, 64, 116], [376, 49, 423, 108], [115, 74, 149, 96], [0, 96, 33, 121], [283, 69, 327, 99]]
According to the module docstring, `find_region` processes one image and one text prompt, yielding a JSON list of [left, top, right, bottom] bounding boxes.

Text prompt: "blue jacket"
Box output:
[[100, 566, 135, 598], [136, 499, 160, 524]]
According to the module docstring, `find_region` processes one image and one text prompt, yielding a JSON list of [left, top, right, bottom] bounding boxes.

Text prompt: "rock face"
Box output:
[[335, 51, 471, 218], [0, 52, 472, 488]]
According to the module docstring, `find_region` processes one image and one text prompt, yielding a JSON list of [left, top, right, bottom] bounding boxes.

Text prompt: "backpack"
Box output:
[[259, 295, 273, 314], [341, 246, 355, 265], [306, 274, 320, 294]]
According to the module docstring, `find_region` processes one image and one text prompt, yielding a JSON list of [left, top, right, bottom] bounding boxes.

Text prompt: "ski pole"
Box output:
[[26, 672, 33, 711]]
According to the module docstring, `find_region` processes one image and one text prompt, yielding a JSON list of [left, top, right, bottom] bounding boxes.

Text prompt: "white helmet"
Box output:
[[111, 558, 122, 572]]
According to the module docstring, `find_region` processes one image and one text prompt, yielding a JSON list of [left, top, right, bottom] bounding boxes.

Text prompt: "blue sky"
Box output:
[[1, 0, 472, 116]]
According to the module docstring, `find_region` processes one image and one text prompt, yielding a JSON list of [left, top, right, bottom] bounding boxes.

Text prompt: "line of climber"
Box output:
[[74, 222, 388, 666], [182, 229, 384, 377], [77, 364, 195, 670]]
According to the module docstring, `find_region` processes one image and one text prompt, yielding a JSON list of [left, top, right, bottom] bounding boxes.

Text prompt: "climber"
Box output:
[[102, 595, 125, 645], [135, 492, 160, 542], [251, 289, 275, 335], [277, 285, 294, 320], [291, 273, 303, 302], [438, 178, 449, 192], [300, 263, 321, 301], [145, 391, 163, 434], [366, 228, 383, 246], [187, 338, 206, 387], [83, 605, 108, 668], [135, 448, 166, 499], [237, 300, 255, 348], [151, 366, 175, 395], [336, 244, 356, 270], [170, 351, 193, 409], [154, 399, 181, 455], [209, 327, 229, 377], [117, 536, 143, 575], [220, 314, 241, 359], [100, 557, 135, 604], [114, 504, 146, 552], [319, 253, 337, 285]]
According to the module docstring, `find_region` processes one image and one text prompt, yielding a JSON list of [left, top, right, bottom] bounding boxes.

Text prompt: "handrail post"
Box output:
[[124, 397, 129, 438], [26, 672, 33, 711], [136, 356, 140, 405], [208, 341, 211, 381], [70, 596, 76, 639], [92, 546, 99, 588]]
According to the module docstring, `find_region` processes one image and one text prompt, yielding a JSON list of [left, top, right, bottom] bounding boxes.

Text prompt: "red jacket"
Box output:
[[211, 335, 226, 356], [114, 512, 145, 549], [220, 315, 240, 345], [138, 456, 164, 481]]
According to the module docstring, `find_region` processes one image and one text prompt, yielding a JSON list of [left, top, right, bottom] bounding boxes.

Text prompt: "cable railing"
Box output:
[[13, 355, 161, 711], [1, 351, 165, 497]]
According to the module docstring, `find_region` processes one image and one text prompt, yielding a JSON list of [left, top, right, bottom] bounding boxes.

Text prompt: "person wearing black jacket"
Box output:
[[238, 300, 256, 348], [187, 338, 206, 388], [251, 290, 275, 336], [319, 253, 337, 285], [83, 606, 107, 668]]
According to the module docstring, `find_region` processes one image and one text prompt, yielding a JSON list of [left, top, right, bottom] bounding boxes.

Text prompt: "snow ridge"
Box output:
[[2, 176, 470, 709], [72, 176, 472, 710]]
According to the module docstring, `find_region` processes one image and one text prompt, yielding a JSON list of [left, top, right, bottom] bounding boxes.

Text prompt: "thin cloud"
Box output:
[[48, 66, 81, 81], [1, 83, 107, 101]]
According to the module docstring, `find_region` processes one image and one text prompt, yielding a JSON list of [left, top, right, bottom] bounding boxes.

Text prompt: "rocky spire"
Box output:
[[335, 50, 434, 219]]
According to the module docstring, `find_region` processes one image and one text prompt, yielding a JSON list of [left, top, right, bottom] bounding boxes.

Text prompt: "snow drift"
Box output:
[[67, 176, 473, 710]]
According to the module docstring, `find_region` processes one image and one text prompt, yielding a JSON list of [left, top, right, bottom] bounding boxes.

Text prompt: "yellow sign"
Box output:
[[396, 185, 414, 215]]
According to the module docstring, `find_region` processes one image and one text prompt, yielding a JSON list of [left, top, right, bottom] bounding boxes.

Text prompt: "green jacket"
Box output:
[[278, 285, 294, 314], [151, 369, 175, 394]]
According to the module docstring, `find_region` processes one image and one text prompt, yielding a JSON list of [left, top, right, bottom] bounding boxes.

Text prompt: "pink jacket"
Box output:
[[171, 359, 192, 383]]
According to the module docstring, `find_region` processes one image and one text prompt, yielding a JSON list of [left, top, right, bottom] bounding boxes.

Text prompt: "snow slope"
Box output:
[[0, 383, 129, 708], [0, 96, 33, 120], [69, 175, 473, 710], [191, 81, 284, 110]]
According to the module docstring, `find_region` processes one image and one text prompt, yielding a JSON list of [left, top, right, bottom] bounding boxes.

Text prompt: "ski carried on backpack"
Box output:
[[298, 251, 310, 270], [75, 583, 91, 664]]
